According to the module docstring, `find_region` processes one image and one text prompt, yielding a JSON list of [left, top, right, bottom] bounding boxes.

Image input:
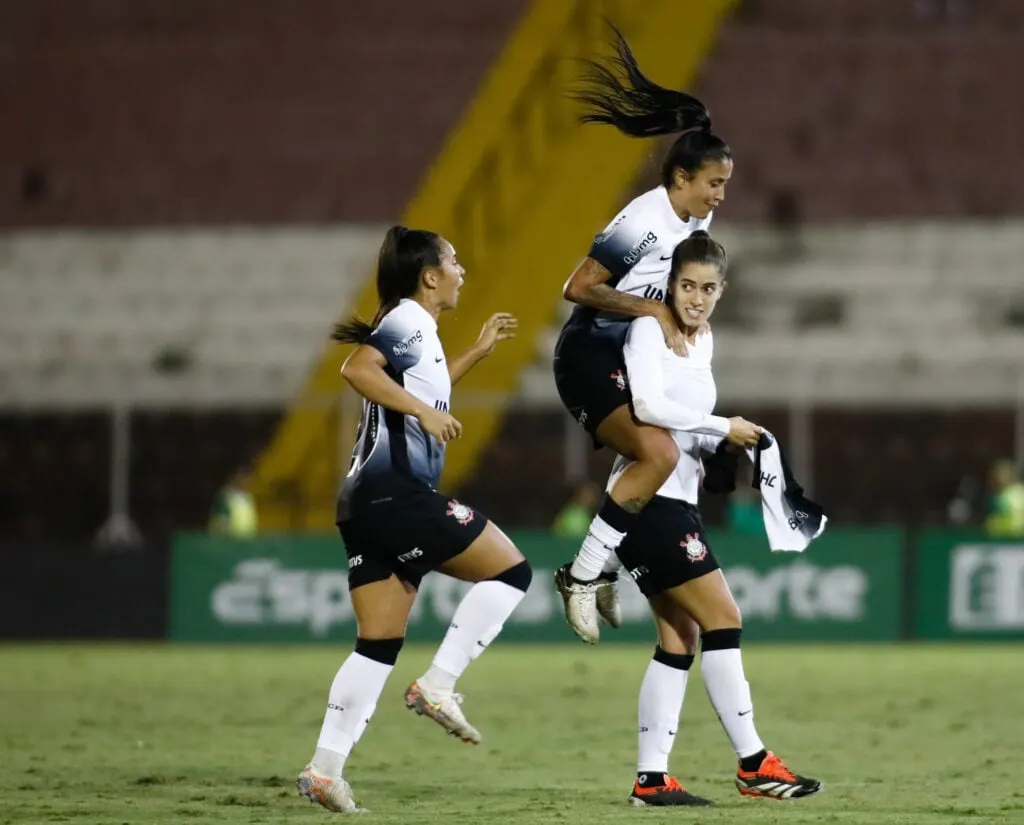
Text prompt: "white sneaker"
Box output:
[[595, 571, 622, 628], [404, 681, 482, 744], [554, 564, 600, 644], [297, 765, 366, 813]]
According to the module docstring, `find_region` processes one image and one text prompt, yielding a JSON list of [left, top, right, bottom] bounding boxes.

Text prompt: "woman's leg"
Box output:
[[629, 595, 713, 807], [405, 521, 532, 744], [301, 573, 416, 812], [663, 571, 822, 799], [559, 405, 679, 643]]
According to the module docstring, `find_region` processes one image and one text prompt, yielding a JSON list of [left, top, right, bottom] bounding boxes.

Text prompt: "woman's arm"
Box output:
[[563, 257, 665, 318], [342, 346, 461, 442], [564, 258, 687, 356], [623, 318, 732, 436], [448, 313, 518, 386]]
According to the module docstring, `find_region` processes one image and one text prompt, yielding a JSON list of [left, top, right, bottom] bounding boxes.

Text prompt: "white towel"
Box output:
[[745, 430, 827, 552]]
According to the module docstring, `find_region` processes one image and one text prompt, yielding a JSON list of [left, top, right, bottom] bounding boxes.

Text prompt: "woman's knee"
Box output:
[[704, 599, 742, 631], [635, 428, 680, 478], [489, 558, 533, 593]]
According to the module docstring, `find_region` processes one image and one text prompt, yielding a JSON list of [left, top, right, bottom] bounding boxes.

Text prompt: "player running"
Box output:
[[609, 232, 822, 806], [553, 25, 735, 643], [297, 226, 530, 814]]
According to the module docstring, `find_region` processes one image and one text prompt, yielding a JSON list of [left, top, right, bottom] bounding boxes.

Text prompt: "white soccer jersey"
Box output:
[[565, 186, 713, 341], [337, 299, 451, 519], [606, 316, 730, 505]]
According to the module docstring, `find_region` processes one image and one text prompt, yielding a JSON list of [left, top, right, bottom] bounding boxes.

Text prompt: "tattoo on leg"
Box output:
[[619, 497, 649, 514]]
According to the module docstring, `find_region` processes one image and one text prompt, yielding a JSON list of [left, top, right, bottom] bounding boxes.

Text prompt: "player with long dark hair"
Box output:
[[297, 226, 528, 813], [554, 27, 760, 642]]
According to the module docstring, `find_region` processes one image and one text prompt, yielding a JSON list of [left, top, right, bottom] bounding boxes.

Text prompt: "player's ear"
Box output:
[[422, 267, 440, 290]]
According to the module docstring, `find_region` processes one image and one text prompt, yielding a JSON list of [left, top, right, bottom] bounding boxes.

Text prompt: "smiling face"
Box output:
[[671, 157, 733, 220], [423, 238, 465, 311], [668, 261, 725, 331]]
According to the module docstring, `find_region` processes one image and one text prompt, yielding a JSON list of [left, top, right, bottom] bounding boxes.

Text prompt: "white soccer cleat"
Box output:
[[554, 564, 601, 644], [404, 681, 482, 744], [595, 571, 622, 628], [297, 764, 366, 813]]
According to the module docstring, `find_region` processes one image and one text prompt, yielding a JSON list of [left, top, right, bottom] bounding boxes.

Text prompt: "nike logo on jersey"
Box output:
[[659, 255, 673, 261], [434, 356, 444, 363], [738, 709, 753, 716]]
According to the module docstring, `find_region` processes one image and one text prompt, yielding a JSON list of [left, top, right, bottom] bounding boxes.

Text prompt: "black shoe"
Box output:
[[736, 751, 823, 799], [629, 776, 714, 807]]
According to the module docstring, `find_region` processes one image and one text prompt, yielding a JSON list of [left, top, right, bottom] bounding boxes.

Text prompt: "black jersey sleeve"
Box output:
[[587, 206, 659, 285], [366, 307, 425, 374]]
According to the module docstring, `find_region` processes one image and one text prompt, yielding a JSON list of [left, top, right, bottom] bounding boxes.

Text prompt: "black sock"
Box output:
[[739, 749, 768, 773], [637, 771, 669, 787]]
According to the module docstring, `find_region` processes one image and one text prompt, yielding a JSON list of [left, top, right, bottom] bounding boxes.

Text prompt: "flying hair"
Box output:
[[571, 21, 712, 138]]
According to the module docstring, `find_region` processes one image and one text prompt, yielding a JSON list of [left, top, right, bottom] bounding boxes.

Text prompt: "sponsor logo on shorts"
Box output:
[[348, 555, 363, 569], [446, 500, 474, 526], [610, 369, 627, 391], [578, 409, 588, 426], [682, 533, 707, 562], [397, 547, 423, 563], [628, 565, 649, 580]]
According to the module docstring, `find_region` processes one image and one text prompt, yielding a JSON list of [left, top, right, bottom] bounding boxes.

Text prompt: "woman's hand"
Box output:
[[417, 408, 463, 442], [726, 416, 763, 449], [655, 304, 689, 357], [474, 313, 518, 357]]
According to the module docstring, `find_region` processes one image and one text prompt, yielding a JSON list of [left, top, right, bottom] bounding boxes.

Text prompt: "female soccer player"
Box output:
[[553, 26, 737, 643], [613, 232, 822, 806], [297, 226, 530, 813]]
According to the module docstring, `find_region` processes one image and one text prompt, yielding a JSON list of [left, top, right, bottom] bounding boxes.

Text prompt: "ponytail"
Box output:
[[572, 22, 711, 138], [572, 22, 732, 187], [332, 225, 441, 344]]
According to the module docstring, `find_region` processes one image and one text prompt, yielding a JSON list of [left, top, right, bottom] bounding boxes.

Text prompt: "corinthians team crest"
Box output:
[[682, 532, 707, 562], [446, 499, 474, 525]]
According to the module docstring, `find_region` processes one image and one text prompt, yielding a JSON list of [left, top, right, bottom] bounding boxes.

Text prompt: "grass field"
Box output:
[[1, 643, 1022, 824]]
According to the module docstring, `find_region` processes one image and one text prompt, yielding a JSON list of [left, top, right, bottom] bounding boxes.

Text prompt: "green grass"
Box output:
[[1, 644, 1023, 824]]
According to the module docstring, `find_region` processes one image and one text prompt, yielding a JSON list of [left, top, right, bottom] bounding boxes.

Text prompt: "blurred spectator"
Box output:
[[946, 475, 983, 525], [553, 481, 601, 538], [208, 466, 259, 538], [983, 459, 1024, 537]]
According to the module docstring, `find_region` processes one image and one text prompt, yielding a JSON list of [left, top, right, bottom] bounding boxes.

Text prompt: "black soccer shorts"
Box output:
[[553, 324, 632, 440], [338, 489, 488, 590], [616, 496, 721, 598]]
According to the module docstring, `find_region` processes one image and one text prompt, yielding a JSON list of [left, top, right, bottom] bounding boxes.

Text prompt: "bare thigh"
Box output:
[[648, 592, 700, 655], [349, 574, 418, 639], [439, 521, 525, 583], [661, 570, 742, 632]]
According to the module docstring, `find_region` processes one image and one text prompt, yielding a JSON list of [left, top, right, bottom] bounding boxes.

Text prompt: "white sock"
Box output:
[[701, 648, 765, 759], [312, 652, 394, 777], [637, 657, 689, 774], [570, 514, 627, 581], [418, 580, 526, 695]]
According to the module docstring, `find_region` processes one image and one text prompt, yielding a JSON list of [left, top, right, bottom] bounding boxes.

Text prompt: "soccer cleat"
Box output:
[[554, 564, 600, 644], [297, 764, 365, 813], [595, 570, 622, 628], [735, 751, 823, 799], [404, 681, 481, 744], [629, 775, 715, 807]]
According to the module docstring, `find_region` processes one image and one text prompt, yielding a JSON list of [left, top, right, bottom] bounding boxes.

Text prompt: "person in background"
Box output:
[[208, 466, 258, 537], [553, 481, 602, 538], [984, 459, 1024, 536]]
